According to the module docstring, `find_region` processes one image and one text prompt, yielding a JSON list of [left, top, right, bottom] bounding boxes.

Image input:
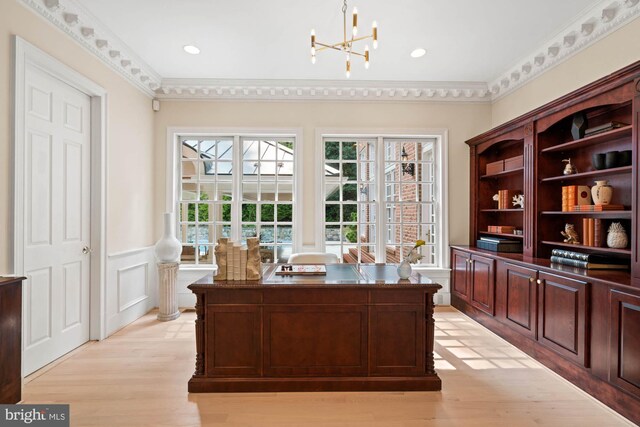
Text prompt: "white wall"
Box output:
[[0, 0, 157, 331], [492, 17, 640, 127]]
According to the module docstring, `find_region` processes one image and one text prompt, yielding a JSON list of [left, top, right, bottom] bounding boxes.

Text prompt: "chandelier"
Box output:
[[310, 0, 378, 78]]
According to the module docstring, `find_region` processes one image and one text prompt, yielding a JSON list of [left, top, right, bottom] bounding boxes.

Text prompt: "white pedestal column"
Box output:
[[157, 262, 180, 321]]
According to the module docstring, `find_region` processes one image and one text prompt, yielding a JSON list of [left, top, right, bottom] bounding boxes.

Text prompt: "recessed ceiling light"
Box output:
[[411, 48, 426, 58], [183, 45, 200, 55]]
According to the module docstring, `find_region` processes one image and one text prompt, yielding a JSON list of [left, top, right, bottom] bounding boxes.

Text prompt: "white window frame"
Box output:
[[315, 128, 449, 270], [167, 127, 303, 270]]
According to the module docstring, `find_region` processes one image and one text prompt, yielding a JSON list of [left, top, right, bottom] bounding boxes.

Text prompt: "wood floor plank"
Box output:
[[22, 307, 634, 426]]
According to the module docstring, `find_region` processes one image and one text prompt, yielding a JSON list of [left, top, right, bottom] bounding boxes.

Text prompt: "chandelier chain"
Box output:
[[342, 0, 347, 14]]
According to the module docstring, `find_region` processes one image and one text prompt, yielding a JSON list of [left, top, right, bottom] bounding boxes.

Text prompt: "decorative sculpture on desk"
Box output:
[[561, 223, 580, 244], [512, 194, 524, 208], [214, 237, 228, 280], [246, 237, 262, 280]]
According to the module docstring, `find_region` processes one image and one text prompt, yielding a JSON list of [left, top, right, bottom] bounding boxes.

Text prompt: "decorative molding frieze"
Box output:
[[489, 0, 640, 101], [19, 0, 161, 97], [155, 79, 491, 102]]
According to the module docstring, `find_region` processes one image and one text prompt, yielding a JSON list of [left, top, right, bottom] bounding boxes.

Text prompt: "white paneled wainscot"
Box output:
[[106, 247, 157, 335]]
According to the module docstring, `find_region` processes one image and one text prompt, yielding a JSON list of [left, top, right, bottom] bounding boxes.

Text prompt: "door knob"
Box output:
[[82, 246, 92, 255]]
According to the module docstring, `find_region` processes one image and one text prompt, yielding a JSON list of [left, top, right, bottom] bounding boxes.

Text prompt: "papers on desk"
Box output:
[[275, 264, 327, 276]]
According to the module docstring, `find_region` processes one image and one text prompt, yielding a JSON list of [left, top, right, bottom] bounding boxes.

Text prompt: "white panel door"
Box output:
[[22, 65, 91, 375]]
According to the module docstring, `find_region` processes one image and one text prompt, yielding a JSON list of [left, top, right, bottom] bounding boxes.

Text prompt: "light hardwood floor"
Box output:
[[23, 307, 634, 427]]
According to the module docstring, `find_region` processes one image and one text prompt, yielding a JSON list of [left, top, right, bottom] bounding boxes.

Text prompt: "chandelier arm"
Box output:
[[315, 42, 345, 53]]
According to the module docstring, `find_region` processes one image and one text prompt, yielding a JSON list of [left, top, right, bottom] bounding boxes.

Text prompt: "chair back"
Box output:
[[287, 252, 340, 264]]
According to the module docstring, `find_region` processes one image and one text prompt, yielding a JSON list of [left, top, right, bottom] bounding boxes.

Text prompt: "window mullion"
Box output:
[[376, 136, 386, 263], [231, 135, 242, 242]]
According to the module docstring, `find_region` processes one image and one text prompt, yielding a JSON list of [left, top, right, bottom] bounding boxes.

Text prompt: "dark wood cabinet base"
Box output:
[[189, 375, 442, 393]]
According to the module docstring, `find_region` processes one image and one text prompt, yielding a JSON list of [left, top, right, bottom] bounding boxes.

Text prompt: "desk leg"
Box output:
[[425, 291, 436, 375], [194, 291, 205, 377]]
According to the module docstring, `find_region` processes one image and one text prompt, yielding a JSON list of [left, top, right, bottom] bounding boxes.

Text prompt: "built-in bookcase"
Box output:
[[535, 99, 633, 260]]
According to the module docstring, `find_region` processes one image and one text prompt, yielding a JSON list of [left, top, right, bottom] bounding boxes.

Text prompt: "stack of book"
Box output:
[[581, 218, 602, 247], [561, 185, 590, 212], [584, 121, 628, 137], [487, 225, 516, 234], [550, 249, 629, 270], [497, 189, 516, 209], [477, 236, 523, 253], [570, 204, 625, 212]]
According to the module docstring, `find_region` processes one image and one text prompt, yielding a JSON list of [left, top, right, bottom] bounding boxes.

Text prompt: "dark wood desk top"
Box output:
[[0, 277, 26, 287], [190, 264, 441, 291]]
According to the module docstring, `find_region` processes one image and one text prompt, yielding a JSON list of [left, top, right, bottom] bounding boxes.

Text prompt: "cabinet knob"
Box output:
[[536, 279, 543, 285], [529, 277, 535, 283]]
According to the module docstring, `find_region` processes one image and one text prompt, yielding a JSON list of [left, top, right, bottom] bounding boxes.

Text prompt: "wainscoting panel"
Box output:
[[106, 246, 156, 335]]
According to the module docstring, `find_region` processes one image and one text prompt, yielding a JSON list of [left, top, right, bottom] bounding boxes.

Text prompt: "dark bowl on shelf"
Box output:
[[618, 150, 632, 167], [605, 151, 619, 169], [592, 153, 606, 170]]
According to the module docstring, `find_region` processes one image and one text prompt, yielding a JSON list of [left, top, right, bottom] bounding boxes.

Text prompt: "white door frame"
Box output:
[[13, 36, 108, 341]]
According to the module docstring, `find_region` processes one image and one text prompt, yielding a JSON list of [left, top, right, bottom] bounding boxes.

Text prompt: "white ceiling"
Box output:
[[77, 0, 602, 83]]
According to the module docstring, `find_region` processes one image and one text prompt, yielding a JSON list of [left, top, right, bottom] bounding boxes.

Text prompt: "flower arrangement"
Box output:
[[405, 240, 425, 264]]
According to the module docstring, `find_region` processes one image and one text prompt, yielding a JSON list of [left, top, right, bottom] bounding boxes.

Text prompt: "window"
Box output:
[[320, 134, 444, 267], [177, 133, 298, 266]]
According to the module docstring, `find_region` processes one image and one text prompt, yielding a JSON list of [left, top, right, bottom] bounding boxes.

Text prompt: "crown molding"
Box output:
[[155, 79, 491, 102], [18, 0, 640, 102], [19, 0, 161, 97], [489, 0, 640, 101]]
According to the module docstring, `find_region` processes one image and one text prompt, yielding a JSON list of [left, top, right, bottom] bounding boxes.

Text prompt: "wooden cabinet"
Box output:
[[496, 262, 538, 339], [610, 289, 640, 398], [0, 277, 24, 404], [451, 249, 470, 300], [537, 272, 589, 367], [453, 63, 640, 424], [206, 305, 262, 377], [451, 249, 495, 316], [370, 305, 424, 376]]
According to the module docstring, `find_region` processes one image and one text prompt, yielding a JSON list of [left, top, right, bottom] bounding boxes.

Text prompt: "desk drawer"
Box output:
[[263, 289, 367, 304], [207, 289, 262, 304]]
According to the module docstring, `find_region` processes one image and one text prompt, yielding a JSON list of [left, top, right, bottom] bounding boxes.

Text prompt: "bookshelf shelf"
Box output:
[[540, 210, 632, 218], [478, 231, 523, 239], [480, 167, 524, 179], [481, 209, 524, 213], [540, 125, 632, 154], [540, 166, 632, 182], [540, 240, 631, 255]]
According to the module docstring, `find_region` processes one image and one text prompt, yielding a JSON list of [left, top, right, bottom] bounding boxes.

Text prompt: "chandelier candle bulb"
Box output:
[[365, 45, 370, 68], [352, 7, 358, 36], [346, 60, 351, 78]]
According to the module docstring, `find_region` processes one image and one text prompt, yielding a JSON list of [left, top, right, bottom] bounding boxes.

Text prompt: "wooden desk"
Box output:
[[188, 264, 442, 393], [0, 276, 25, 404]]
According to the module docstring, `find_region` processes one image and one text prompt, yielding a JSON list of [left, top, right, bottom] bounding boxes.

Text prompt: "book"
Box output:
[[584, 121, 628, 136], [233, 244, 241, 280], [582, 218, 589, 247], [479, 236, 519, 244], [275, 264, 327, 276], [587, 218, 595, 247], [550, 256, 629, 270], [240, 247, 247, 280], [476, 239, 522, 253], [550, 249, 629, 264], [226, 240, 234, 280], [594, 219, 602, 247]]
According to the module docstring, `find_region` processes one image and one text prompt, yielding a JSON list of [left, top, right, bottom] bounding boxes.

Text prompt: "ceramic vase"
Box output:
[[607, 222, 628, 249], [571, 112, 587, 140], [591, 180, 613, 205], [155, 212, 182, 262], [397, 259, 412, 279]]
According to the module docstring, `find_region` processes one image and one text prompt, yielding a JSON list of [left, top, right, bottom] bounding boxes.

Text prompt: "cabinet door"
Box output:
[[469, 254, 495, 316], [451, 249, 470, 300], [537, 272, 589, 367], [370, 305, 425, 376], [610, 290, 640, 398], [496, 262, 537, 339], [263, 305, 368, 377], [206, 305, 262, 377]]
